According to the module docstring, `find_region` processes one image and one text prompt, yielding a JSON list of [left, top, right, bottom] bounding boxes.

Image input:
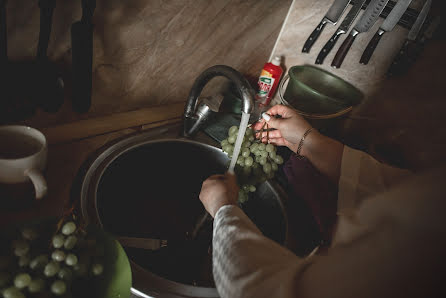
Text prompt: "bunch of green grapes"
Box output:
[[221, 125, 284, 203], [0, 220, 104, 298]]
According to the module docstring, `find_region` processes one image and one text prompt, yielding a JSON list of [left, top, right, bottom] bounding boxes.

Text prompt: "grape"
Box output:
[[91, 263, 104, 276], [222, 145, 231, 153], [255, 155, 261, 163], [0, 272, 11, 288], [242, 148, 250, 158], [248, 136, 255, 142], [12, 240, 29, 257], [228, 126, 238, 136], [260, 151, 268, 158], [249, 185, 256, 192], [44, 261, 60, 277], [257, 143, 266, 151], [271, 162, 278, 172], [58, 267, 73, 281], [52, 234, 65, 249], [252, 162, 260, 170], [2, 287, 25, 298], [263, 163, 272, 174], [14, 273, 31, 289], [274, 155, 284, 165], [51, 280, 67, 296], [62, 222, 76, 236], [227, 135, 236, 144], [64, 235, 77, 250], [238, 191, 248, 203], [30, 255, 49, 271], [266, 144, 275, 153], [245, 128, 253, 136], [18, 255, 30, 267], [253, 150, 261, 156], [52, 250, 66, 262], [269, 151, 277, 159], [220, 139, 228, 147], [244, 156, 253, 167], [21, 227, 38, 241], [28, 279, 45, 293], [249, 143, 258, 152], [259, 157, 267, 166], [65, 254, 78, 266]]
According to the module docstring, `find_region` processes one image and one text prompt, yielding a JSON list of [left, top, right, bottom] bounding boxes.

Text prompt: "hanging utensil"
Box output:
[[35, 0, 64, 113], [316, 0, 367, 64], [302, 0, 352, 53], [360, 0, 413, 65], [71, 0, 95, 113], [387, 0, 432, 76], [332, 0, 391, 68]]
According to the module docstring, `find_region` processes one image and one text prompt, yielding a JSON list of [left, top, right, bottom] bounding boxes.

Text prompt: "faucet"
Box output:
[[183, 65, 255, 137]]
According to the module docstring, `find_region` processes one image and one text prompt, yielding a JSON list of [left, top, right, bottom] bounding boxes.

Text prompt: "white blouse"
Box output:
[[212, 146, 446, 298]]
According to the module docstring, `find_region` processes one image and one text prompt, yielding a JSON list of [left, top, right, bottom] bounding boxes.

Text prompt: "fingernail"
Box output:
[[262, 113, 271, 121]]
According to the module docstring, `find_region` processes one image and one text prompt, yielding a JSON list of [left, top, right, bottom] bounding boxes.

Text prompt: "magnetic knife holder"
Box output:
[[350, 0, 424, 30]]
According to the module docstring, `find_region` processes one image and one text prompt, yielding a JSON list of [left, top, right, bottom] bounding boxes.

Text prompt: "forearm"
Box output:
[[213, 205, 308, 298], [299, 130, 344, 183]]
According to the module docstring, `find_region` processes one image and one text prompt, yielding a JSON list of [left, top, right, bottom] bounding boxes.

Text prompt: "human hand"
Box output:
[[252, 104, 312, 153], [199, 172, 239, 218]]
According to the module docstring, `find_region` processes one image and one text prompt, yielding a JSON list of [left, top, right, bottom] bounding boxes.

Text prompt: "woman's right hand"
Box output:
[[253, 104, 312, 154]]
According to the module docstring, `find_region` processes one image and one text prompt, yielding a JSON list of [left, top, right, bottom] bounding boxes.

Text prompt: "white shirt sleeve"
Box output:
[[212, 205, 314, 298], [211, 147, 445, 298]]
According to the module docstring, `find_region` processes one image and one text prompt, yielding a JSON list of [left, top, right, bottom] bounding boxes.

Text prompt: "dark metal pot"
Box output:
[[76, 125, 288, 297]]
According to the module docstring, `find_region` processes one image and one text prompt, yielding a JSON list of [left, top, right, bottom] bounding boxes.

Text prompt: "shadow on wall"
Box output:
[[2, 0, 290, 126]]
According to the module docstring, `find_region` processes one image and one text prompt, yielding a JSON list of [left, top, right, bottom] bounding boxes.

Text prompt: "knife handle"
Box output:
[[360, 29, 385, 65], [0, 0, 6, 64], [387, 39, 419, 77], [302, 19, 328, 53], [331, 30, 358, 69], [315, 29, 345, 65]]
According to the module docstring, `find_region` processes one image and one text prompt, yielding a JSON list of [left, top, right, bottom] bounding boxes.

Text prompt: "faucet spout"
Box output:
[[183, 65, 255, 137]]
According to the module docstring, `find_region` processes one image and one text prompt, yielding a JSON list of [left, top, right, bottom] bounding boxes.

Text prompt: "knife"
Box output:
[[302, 0, 351, 53], [332, 0, 390, 68], [316, 0, 367, 64], [71, 0, 96, 113], [387, 0, 432, 76], [360, 0, 413, 65]]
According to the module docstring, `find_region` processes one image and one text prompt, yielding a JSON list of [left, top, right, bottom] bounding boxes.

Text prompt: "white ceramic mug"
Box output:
[[0, 125, 48, 199]]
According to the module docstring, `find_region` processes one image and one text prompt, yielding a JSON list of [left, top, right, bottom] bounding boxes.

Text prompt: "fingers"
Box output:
[[263, 137, 287, 147], [256, 129, 282, 140], [266, 104, 294, 118]]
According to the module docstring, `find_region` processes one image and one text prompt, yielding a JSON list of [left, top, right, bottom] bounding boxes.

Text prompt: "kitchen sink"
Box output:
[[74, 122, 289, 298]]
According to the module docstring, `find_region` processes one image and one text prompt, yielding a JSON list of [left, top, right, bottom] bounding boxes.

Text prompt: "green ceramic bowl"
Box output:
[[0, 218, 132, 298], [280, 65, 363, 118]]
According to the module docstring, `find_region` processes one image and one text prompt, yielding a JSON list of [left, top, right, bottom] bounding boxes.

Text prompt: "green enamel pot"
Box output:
[[279, 65, 363, 119]]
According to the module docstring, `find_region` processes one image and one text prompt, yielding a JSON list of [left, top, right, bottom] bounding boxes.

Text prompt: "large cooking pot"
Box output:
[[76, 125, 288, 297]]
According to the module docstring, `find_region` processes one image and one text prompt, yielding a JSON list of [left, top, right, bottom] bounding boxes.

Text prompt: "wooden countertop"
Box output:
[[0, 103, 184, 227]]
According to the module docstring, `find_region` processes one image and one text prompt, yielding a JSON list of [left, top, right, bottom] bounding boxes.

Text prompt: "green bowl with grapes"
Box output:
[[0, 217, 132, 298]]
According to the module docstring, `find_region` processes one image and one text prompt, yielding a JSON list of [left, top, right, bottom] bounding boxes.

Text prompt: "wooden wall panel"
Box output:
[[2, 0, 291, 128]]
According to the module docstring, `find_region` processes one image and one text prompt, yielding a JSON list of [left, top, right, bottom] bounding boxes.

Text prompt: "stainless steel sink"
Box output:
[[75, 123, 288, 298]]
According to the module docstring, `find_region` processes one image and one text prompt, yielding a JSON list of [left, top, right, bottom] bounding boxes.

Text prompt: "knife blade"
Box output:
[[331, 0, 390, 68], [360, 0, 413, 65], [387, 0, 433, 76], [316, 0, 367, 64], [302, 0, 351, 53]]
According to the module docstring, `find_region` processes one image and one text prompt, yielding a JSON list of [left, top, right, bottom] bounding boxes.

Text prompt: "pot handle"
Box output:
[[25, 168, 47, 199], [278, 74, 289, 105]]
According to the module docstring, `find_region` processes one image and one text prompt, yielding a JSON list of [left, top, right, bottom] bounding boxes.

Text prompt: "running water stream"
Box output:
[[228, 112, 250, 173]]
